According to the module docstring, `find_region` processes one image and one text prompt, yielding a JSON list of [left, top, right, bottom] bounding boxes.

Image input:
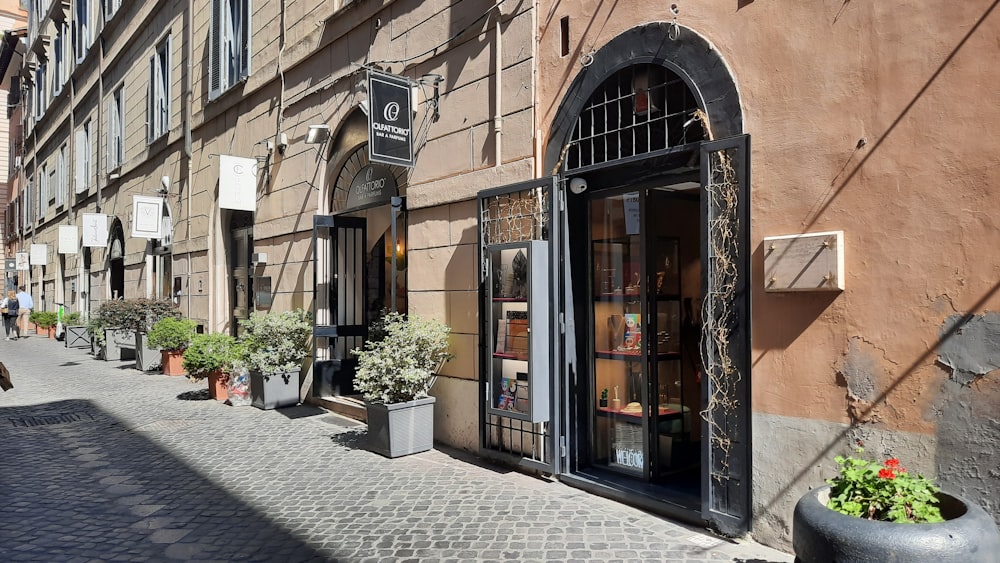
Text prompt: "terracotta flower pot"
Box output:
[[161, 349, 186, 376], [208, 370, 229, 401], [47, 326, 56, 339]]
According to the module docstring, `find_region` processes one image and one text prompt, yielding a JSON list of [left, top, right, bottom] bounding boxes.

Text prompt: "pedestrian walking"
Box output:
[[2, 290, 19, 340], [15, 285, 32, 339]]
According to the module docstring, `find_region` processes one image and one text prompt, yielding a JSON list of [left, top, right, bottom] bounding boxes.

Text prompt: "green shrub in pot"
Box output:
[[182, 333, 238, 380], [351, 311, 452, 405], [147, 317, 198, 352], [238, 309, 312, 377]]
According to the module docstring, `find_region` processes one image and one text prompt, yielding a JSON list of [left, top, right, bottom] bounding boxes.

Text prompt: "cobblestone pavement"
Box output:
[[0, 334, 793, 562]]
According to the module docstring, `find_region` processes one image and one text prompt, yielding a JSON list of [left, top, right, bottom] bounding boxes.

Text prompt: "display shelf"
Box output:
[[485, 240, 550, 423], [595, 350, 681, 361], [596, 405, 683, 421]]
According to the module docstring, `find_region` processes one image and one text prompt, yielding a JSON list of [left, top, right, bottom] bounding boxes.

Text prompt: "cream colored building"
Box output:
[[9, 0, 1000, 552]]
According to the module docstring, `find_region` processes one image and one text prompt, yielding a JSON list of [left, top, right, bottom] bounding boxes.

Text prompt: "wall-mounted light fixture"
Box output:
[[420, 73, 444, 120], [159, 175, 170, 194], [306, 124, 331, 144]]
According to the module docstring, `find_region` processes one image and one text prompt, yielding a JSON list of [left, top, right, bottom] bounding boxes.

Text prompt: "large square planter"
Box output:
[[65, 325, 91, 349], [250, 370, 300, 410], [104, 328, 136, 361], [135, 332, 163, 372], [366, 396, 436, 458]]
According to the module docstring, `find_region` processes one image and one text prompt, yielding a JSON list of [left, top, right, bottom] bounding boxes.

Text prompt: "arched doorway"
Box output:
[[544, 23, 751, 534]]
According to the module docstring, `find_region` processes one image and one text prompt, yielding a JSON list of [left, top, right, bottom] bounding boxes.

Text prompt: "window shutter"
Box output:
[[240, 0, 251, 79], [209, 0, 222, 99], [75, 128, 86, 193], [164, 35, 171, 132], [107, 97, 115, 169], [148, 53, 155, 142]]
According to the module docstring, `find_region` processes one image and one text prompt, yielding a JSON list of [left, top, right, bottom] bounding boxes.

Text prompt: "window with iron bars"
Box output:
[[565, 63, 703, 171]]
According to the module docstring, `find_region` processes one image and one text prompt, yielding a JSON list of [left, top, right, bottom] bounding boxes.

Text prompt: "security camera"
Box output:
[[277, 133, 288, 154], [569, 177, 588, 194], [159, 175, 170, 194]]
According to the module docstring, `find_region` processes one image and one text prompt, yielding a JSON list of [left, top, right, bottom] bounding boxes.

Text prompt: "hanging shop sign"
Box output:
[[219, 155, 258, 212], [15, 252, 28, 271], [29, 244, 47, 266], [131, 195, 164, 239], [58, 225, 79, 254], [82, 213, 109, 247], [368, 71, 414, 167], [344, 164, 398, 213], [4, 258, 15, 271]]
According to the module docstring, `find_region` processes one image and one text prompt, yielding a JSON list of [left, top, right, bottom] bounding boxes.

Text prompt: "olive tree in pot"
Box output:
[[239, 309, 311, 410], [793, 446, 1000, 562], [183, 333, 238, 400], [351, 312, 451, 458], [147, 317, 198, 376]]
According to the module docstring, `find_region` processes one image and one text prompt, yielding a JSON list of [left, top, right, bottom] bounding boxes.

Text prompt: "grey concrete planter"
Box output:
[[103, 328, 136, 361], [65, 325, 91, 349], [366, 397, 435, 458], [250, 370, 300, 410], [793, 485, 1000, 563], [134, 331, 163, 372]]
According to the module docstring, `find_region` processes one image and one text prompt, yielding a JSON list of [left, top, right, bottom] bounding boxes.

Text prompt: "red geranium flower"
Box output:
[[884, 458, 900, 469], [878, 468, 896, 479]]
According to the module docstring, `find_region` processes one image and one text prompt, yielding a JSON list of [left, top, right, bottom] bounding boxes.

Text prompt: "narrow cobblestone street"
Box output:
[[0, 334, 793, 562]]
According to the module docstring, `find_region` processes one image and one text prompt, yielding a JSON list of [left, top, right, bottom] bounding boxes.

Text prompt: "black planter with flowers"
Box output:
[[793, 450, 1000, 562]]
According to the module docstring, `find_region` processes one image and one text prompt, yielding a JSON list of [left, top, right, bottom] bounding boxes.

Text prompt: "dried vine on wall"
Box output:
[[700, 146, 742, 485]]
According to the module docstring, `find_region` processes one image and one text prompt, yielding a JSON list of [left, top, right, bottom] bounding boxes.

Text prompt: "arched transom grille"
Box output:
[[566, 63, 703, 171]]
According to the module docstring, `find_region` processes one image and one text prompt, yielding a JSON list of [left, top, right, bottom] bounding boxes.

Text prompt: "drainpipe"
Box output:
[[184, 0, 194, 324], [494, 12, 502, 167]]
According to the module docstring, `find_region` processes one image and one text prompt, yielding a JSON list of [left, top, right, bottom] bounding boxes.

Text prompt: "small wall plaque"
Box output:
[[763, 231, 844, 292]]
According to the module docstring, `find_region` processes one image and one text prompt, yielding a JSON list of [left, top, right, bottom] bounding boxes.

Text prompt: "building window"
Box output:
[[75, 0, 95, 63], [39, 165, 49, 220], [108, 85, 124, 170], [57, 144, 67, 208], [23, 181, 31, 229], [565, 63, 703, 171], [76, 120, 92, 194], [209, 0, 251, 100], [33, 65, 46, 119], [104, 0, 121, 20], [148, 36, 171, 142], [53, 24, 65, 97]]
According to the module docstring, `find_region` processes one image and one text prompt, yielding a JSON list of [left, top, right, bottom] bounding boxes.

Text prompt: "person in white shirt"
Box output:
[[15, 286, 32, 339]]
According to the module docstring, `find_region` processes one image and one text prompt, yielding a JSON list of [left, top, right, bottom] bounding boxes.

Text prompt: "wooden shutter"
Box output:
[[209, 0, 222, 98], [75, 128, 87, 193]]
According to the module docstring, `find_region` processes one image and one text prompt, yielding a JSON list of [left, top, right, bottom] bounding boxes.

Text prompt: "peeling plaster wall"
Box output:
[[752, 413, 938, 551], [933, 378, 1000, 522], [938, 312, 1000, 384]]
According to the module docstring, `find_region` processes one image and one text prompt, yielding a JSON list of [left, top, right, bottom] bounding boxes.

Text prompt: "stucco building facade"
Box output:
[[6, 0, 999, 552]]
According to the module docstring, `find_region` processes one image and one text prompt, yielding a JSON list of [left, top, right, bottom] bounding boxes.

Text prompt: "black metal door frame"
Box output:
[[312, 215, 367, 397], [699, 134, 752, 535]]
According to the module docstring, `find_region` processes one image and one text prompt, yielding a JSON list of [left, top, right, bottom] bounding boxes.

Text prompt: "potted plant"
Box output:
[[28, 310, 42, 334], [793, 445, 1000, 562], [238, 309, 311, 410], [93, 298, 178, 361], [35, 311, 59, 338], [351, 312, 452, 458], [147, 317, 197, 376], [600, 388, 609, 408], [183, 332, 238, 400]]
